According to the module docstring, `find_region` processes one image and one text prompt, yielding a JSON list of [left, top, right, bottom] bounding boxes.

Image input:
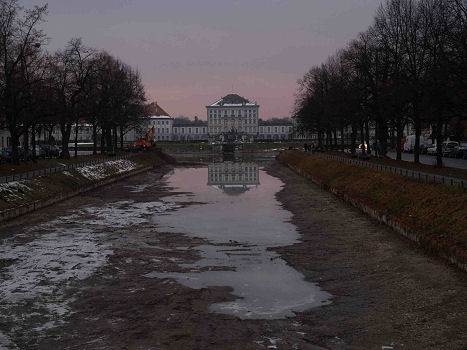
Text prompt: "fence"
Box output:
[[0, 153, 138, 184], [318, 153, 465, 190]]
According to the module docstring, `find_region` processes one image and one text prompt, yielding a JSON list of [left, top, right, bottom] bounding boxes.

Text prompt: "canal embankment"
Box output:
[[277, 150, 467, 272], [0, 150, 171, 223]]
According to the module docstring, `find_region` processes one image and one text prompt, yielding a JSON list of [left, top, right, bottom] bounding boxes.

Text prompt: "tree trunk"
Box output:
[[113, 127, 118, 152], [350, 124, 356, 153], [31, 125, 37, 163], [100, 131, 105, 154], [340, 127, 345, 151], [360, 123, 365, 155], [414, 116, 421, 164], [120, 125, 124, 150], [436, 117, 443, 167], [23, 129, 30, 161], [413, 105, 421, 164], [92, 123, 98, 155], [396, 120, 403, 160], [105, 128, 113, 154], [365, 121, 370, 149], [74, 120, 79, 158], [10, 133, 20, 165], [60, 122, 72, 159], [317, 129, 322, 149]]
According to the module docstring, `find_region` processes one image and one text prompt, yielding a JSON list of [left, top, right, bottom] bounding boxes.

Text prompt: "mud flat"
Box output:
[[265, 161, 467, 349]]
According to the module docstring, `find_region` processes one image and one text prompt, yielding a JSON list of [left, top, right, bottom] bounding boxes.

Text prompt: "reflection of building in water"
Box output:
[[208, 162, 259, 194]]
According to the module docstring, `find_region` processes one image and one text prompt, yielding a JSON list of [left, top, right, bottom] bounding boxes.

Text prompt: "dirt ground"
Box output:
[[0, 162, 465, 350]]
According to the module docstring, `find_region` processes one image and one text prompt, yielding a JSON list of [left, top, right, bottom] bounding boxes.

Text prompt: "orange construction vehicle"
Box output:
[[132, 126, 155, 151]]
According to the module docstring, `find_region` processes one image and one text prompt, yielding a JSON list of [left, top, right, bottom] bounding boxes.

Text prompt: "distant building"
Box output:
[[258, 119, 294, 141], [207, 94, 259, 140], [172, 116, 208, 141]]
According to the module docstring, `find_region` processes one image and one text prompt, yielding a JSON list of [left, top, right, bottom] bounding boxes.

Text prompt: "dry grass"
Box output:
[[279, 151, 467, 249]]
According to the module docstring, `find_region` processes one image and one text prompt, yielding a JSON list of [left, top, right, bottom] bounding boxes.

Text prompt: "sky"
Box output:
[[25, 0, 383, 120]]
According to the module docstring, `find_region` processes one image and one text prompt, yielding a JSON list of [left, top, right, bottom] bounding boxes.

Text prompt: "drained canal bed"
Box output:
[[146, 162, 332, 319]]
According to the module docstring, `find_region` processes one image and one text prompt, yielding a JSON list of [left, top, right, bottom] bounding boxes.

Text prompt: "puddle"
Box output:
[[146, 162, 331, 319]]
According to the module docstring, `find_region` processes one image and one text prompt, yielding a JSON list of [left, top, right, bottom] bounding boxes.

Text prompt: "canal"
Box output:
[[0, 158, 465, 349]]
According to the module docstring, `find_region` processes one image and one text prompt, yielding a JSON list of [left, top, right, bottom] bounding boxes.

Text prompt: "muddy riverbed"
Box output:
[[0, 161, 465, 350]]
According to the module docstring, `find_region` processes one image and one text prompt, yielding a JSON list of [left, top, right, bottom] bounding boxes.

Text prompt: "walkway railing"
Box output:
[[0, 153, 138, 185], [318, 153, 466, 190]]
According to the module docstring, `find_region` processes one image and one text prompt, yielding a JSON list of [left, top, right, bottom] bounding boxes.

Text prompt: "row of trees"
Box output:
[[0, 0, 147, 163], [294, 0, 466, 165]]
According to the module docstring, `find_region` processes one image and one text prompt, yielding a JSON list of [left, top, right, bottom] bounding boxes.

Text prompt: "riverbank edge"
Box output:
[[277, 152, 467, 273], [0, 152, 170, 224]]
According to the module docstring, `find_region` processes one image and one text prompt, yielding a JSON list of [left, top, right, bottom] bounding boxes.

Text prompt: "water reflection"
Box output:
[[208, 162, 259, 194], [146, 160, 331, 319]]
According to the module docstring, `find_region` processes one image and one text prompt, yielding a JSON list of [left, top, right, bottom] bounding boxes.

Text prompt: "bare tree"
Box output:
[[0, 0, 48, 163], [51, 38, 95, 159]]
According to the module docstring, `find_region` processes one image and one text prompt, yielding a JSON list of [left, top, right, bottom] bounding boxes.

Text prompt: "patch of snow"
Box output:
[[0, 216, 112, 339], [62, 171, 74, 178], [127, 184, 151, 193], [0, 181, 32, 200], [76, 159, 136, 180], [0, 331, 17, 349], [0, 198, 178, 341], [83, 200, 180, 228]]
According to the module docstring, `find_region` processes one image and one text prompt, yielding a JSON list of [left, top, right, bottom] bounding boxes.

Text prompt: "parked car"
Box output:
[[40, 144, 60, 158], [427, 144, 437, 155], [356, 143, 370, 160], [442, 141, 459, 157], [32, 145, 46, 159], [453, 145, 467, 159]]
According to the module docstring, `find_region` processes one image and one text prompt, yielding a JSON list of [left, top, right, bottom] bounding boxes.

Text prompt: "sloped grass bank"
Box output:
[[0, 151, 166, 222], [278, 151, 467, 272]]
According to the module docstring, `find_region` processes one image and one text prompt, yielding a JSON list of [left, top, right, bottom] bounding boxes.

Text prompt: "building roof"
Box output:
[[208, 94, 258, 107], [147, 102, 171, 117]]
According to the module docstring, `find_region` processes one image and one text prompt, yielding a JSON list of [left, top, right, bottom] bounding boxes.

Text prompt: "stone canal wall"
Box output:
[[0, 151, 169, 224], [277, 151, 467, 273]]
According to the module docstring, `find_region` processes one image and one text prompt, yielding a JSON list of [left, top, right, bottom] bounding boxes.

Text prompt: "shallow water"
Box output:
[[146, 162, 331, 319]]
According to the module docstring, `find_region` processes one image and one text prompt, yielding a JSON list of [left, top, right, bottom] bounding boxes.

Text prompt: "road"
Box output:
[[387, 151, 467, 169]]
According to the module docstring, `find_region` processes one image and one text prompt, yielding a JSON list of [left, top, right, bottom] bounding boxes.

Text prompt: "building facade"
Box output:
[[207, 94, 260, 138], [172, 117, 208, 141]]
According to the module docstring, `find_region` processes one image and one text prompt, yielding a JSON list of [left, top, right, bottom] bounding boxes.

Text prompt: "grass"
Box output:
[[278, 151, 467, 250]]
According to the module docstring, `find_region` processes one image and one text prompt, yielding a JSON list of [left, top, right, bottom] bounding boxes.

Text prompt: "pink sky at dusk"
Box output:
[[25, 0, 383, 120]]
